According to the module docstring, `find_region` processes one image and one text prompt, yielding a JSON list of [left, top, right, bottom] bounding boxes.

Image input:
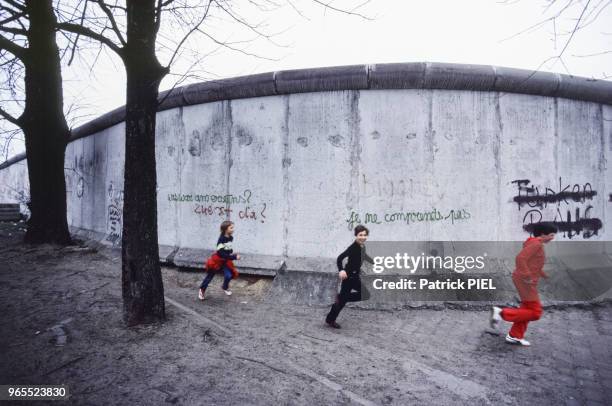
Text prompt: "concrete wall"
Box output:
[[0, 158, 29, 218], [1, 63, 611, 271]]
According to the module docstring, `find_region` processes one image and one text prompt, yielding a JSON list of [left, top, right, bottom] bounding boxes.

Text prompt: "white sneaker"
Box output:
[[505, 334, 530, 346], [490, 306, 502, 329], [223, 289, 232, 296], [198, 289, 205, 301]]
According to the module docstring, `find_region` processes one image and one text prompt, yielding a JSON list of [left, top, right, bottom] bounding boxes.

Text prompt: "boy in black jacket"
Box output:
[[325, 225, 373, 328]]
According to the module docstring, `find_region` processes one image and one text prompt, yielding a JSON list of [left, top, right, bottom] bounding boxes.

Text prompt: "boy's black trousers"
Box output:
[[326, 273, 363, 322]]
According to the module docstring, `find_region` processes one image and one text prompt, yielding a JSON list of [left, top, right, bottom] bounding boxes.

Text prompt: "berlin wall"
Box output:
[[1, 63, 611, 274]]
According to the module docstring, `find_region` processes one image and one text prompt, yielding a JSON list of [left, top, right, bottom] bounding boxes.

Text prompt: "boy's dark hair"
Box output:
[[220, 220, 234, 234], [354, 224, 369, 236], [532, 222, 557, 237]]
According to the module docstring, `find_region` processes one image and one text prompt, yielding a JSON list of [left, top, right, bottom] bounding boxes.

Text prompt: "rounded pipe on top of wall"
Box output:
[[2, 62, 611, 170]]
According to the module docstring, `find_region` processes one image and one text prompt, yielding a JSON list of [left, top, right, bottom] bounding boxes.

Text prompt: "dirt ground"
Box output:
[[1, 221, 611, 406]]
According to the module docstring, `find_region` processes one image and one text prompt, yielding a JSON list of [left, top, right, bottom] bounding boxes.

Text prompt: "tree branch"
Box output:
[[556, 0, 592, 60], [196, 28, 280, 61], [56, 22, 123, 57], [3, 0, 26, 12], [0, 10, 25, 26], [286, 0, 310, 20], [0, 105, 21, 126], [94, 0, 127, 46], [572, 49, 612, 57], [166, 0, 212, 68], [154, 0, 163, 34], [0, 34, 26, 59], [0, 26, 27, 36], [66, 0, 89, 66], [311, 0, 373, 20], [211, 0, 288, 47], [499, 0, 575, 43]]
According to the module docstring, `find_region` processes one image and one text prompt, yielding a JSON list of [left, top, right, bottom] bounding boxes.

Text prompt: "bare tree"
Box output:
[[501, 0, 612, 78], [55, 0, 372, 326], [56, 1, 173, 325], [0, 0, 72, 244]]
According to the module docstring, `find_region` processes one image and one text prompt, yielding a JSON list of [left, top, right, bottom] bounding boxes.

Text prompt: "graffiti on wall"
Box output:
[[194, 203, 267, 222], [512, 178, 596, 208], [359, 174, 415, 202], [345, 208, 471, 230], [65, 155, 93, 199], [76, 177, 85, 198], [512, 178, 603, 239], [167, 189, 268, 223], [167, 189, 252, 204], [106, 182, 124, 245]]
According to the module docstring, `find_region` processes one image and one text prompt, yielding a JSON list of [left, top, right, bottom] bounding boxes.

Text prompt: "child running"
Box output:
[[490, 222, 557, 346], [325, 225, 373, 329], [198, 221, 241, 300]]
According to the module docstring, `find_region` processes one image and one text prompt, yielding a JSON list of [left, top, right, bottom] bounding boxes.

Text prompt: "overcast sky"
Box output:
[[3, 0, 612, 159]]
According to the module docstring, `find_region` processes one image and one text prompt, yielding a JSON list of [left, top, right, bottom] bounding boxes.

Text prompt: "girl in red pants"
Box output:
[[490, 223, 557, 346]]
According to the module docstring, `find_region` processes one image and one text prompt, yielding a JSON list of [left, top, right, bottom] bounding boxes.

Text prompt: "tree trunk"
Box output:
[[121, 0, 168, 325], [21, 0, 71, 245]]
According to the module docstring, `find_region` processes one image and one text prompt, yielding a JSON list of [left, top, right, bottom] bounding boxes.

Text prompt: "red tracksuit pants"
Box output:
[[501, 300, 543, 339], [501, 275, 543, 339]]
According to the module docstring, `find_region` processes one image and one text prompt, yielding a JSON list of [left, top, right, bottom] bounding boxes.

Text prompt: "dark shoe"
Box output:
[[326, 320, 341, 329]]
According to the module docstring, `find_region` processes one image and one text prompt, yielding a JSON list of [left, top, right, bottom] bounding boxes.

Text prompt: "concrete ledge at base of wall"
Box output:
[[70, 227, 117, 252], [556, 254, 612, 270], [70, 227, 284, 276], [172, 247, 283, 277], [284, 256, 338, 274], [265, 258, 612, 309], [159, 245, 178, 264], [263, 268, 612, 310], [265, 269, 339, 307], [68, 224, 334, 278], [342, 299, 612, 311], [66, 227, 612, 309]]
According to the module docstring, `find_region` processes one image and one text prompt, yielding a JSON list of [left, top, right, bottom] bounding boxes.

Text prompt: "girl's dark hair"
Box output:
[[220, 220, 234, 234], [354, 224, 369, 236], [532, 222, 557, 237]]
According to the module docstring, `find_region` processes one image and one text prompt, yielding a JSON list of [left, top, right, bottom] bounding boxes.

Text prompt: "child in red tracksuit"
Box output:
[[490, 223, 557, 346]]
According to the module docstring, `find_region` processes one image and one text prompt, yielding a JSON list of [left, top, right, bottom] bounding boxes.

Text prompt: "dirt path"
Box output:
[[1, 221, 611, 405]]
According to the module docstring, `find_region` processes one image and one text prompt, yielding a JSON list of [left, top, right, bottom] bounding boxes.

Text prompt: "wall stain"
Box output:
[[188, 130, 201, 157], [235, 126, 253, 147], [208, 123, 226, 152], [328, 134, 345, 148]]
